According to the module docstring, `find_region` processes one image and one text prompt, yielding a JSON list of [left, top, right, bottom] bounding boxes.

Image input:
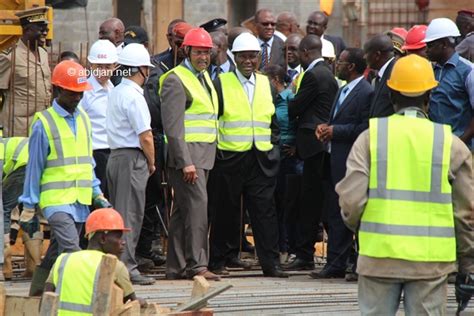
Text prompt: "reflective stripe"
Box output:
[[41, 110, 64, 159], [78, 110, 92, 155], [360, 222, 455, 238], [219, 121, 270, 128], [185, 113, 217, 120], [58, 301, 93, 313], [55, 253, 72, 297], [374, 118, 447, 203], [219, 134, 271, 142], [41, 180, 93, 191], [46, 156, 93, 168], [11, 138, 28, 161], [185, 127, 217, 134]]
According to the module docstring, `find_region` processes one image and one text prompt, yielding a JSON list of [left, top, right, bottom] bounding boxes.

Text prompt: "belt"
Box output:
[[112, 147, 142, 152]]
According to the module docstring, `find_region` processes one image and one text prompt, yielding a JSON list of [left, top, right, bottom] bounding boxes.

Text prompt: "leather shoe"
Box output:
[[283, 258, 314, 271], [165, 272, 186, 280], [130, 274, 156, 285], [310, 267, 345, 279], [226, 257, 252, 270], [192, 269, 221, 281], [210, 265, 230, 276], [241, 240, 255, 253], [263, 268, 289, 278]]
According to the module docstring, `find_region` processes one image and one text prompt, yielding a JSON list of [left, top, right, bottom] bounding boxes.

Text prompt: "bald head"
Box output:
[[228, 27, 251, 49], [99, 18, 125, 46], [286, 33, 303, 47], [285, 33, 303, 67], [364, 34, 394, 70], [276, 11, 299, 36], [299, 34, 322, 68], [210, 31, 228, 65]]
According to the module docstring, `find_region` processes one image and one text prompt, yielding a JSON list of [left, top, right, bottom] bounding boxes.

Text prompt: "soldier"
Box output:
[[0, 6, 52, 137]]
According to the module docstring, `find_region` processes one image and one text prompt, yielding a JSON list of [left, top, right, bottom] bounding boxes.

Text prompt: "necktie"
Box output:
[[198, 73, 211, 96], [261, 42, 269, 69], [333, 86, 349, 117], [287, 68, 298, 80]]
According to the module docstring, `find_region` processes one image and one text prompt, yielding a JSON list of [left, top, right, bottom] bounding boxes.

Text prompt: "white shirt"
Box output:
[[305, 57, 324, 72], [106, 78, 151, 149], [80, 75, 114, 150], [235, 69, 255, 104], [287, 64, 302, 81], [258, 36, 275, 57], [274, 30, 287, 42], [378, 57, 395, 79]]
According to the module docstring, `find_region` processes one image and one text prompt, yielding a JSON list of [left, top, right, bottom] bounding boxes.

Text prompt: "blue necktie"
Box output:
[[333, 86, 349, 117], [261, 42, 269, 69], [287, 68, 298, 80]]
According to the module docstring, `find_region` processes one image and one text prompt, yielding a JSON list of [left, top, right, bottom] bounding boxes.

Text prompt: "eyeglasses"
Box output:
[[258, 22, 276, 27], [190, 49, 211, 56], [235, 52, 260, 60]]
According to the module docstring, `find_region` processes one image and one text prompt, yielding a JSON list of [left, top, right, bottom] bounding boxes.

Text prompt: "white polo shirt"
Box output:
[[106, 78, 151, 149], [80, 75, 113, 150]]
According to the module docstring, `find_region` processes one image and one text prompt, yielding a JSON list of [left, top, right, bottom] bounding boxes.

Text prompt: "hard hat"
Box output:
[[402, 25, 427, 50], [85, 208, 131, 236], [387, 54, 438, 96], [386, 27, 408, 55], [181, 28, 213, 48], [423, 18, 461, 43], [87, 39, 118, 64], [117, 43, 154, 67], [52, 60, 92, 92], [231, 32, 260, 52], [321, 38, 336, 58]]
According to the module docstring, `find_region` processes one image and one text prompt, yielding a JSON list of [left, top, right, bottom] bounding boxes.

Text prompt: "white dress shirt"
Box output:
[[258, 36, 275, 58], [378, 57, 395, 79], [305, 57, 324, 72], [106, 78, 151, 149], [274, 30, 287, 42], [235, 69, 256, 104], [80, 75, 113, 150]]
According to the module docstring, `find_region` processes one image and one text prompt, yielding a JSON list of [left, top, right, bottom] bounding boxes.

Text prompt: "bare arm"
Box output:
[[139, 130, 155, 174]]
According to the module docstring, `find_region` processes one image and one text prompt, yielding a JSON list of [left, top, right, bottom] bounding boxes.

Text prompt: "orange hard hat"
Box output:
[[85, 208, 131, 236], [181, 28, 213, 48], [402, 25, 428, 50], [51, 60, 92, 92]]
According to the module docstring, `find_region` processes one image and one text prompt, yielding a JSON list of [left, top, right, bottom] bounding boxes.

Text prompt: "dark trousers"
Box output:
[[209, 151, 279, 271], [93, 149, 110, 198], [294, 151, 327, 262]]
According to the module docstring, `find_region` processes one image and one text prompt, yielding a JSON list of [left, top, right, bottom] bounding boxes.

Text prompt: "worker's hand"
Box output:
[[455, 273, 474, 313], [137, 298, 147, 308], [19, 206, 40, 235], [183, 165, 198, 184], [9, 221, 20, 245], [148, 163, 156, 175], [93, 194, 113, 209], [315, 123, 328, 141], [320, 125, 334, 142]]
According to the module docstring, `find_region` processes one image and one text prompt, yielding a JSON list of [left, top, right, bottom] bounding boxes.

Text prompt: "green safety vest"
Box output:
[[160, 65, 218, 143], [53, 250, 104, 315], [2, 137, 28, 180], [32, 107, 93, 209], [359, 115, 455, 262], [0, 129, 4, 181], [218, 72, 274, 152]]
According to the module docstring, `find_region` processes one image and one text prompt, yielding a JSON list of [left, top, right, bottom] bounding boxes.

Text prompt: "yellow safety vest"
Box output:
[[32, 107, 93, 209], [295, 71, 305, 93], [359, 115, 455, 262], [218, 72, 274, 152], [2, 137, 28, 179], [53, 250, 104, 315], [0, 129, 4, 179], [160, 65, 218, 143]]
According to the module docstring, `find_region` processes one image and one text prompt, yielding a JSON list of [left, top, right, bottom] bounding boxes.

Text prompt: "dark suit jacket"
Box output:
[[288, 60, 338, 159], [152, 48, 175, 73], [258, 35, 286, 70], [208, 59, 236, 80], [369, 58, 396, 118], [324, 34, 347, 58], [328, 78, 373, 184], [212, 71, 281, 177]]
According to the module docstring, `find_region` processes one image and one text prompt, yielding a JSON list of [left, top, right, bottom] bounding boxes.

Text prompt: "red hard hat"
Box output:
[[85, 208, 131, 236], [390, 27, 408, 40], [51, 60, 92, 92], [402, 25, 428, 50], [181, 28, 213, 48]]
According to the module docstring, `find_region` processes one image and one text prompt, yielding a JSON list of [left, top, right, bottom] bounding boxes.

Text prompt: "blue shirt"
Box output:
[[429, 52, 474, 148], [275, 88, 297, 146], [19, 100, 102, 223]]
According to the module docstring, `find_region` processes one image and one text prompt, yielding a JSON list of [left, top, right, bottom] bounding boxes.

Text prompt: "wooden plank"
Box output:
[[141, 303, 171, 315], [109, 284, 124, 315], [191, 276, 209, 300], [39, 292, 58, 316], [0, 283, 6, 316], [115, 300, 140, 316], [153, 0, 183, 54], [4, 296, 41, 316], [91, 254, 117, 316]]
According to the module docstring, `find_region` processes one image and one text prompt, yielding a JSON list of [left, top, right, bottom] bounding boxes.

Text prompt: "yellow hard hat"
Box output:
[[387, 54, 438, 96]]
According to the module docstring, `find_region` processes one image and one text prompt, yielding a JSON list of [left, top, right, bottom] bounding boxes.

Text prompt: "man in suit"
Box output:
[[364, 34, 396, 118], [160, 28, 220, 281], [208, 32, 287, 278], [306, 11, 346, 58], [286, 34, 304, 83], [209, 31, 235, 80], [255, 9, 286, 70], [285, 35, 338, 271], [314, 48, 373, 279], [152, 21, 192, 72]]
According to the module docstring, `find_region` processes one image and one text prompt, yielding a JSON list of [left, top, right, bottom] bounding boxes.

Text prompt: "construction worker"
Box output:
[[44, 208, 144, 313], [402, 25, 428, 58], [106, 43, 156, 285], [160, 28, 220, 281], [208, 32, 287, 278], [0, 127, 4, 281], [19, 60, 110, 296], [336, 54, 474, 314], [423, 18, 474, 149], [0, 6, 51, 137]]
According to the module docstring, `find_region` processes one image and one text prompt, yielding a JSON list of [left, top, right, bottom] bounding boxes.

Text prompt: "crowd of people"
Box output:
[[1, 5, 474, 315]]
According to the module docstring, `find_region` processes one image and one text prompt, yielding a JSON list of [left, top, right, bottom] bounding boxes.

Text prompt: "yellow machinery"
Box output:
[[0, 0, 53, 52]]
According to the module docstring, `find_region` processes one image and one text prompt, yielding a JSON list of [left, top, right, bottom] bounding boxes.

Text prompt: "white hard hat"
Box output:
[[423, 18, 460, 43], [87, 40, 118, 64], [117, 43, 154, 67], [321, 38, 335, 58], [232, 33, 261, 53]]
